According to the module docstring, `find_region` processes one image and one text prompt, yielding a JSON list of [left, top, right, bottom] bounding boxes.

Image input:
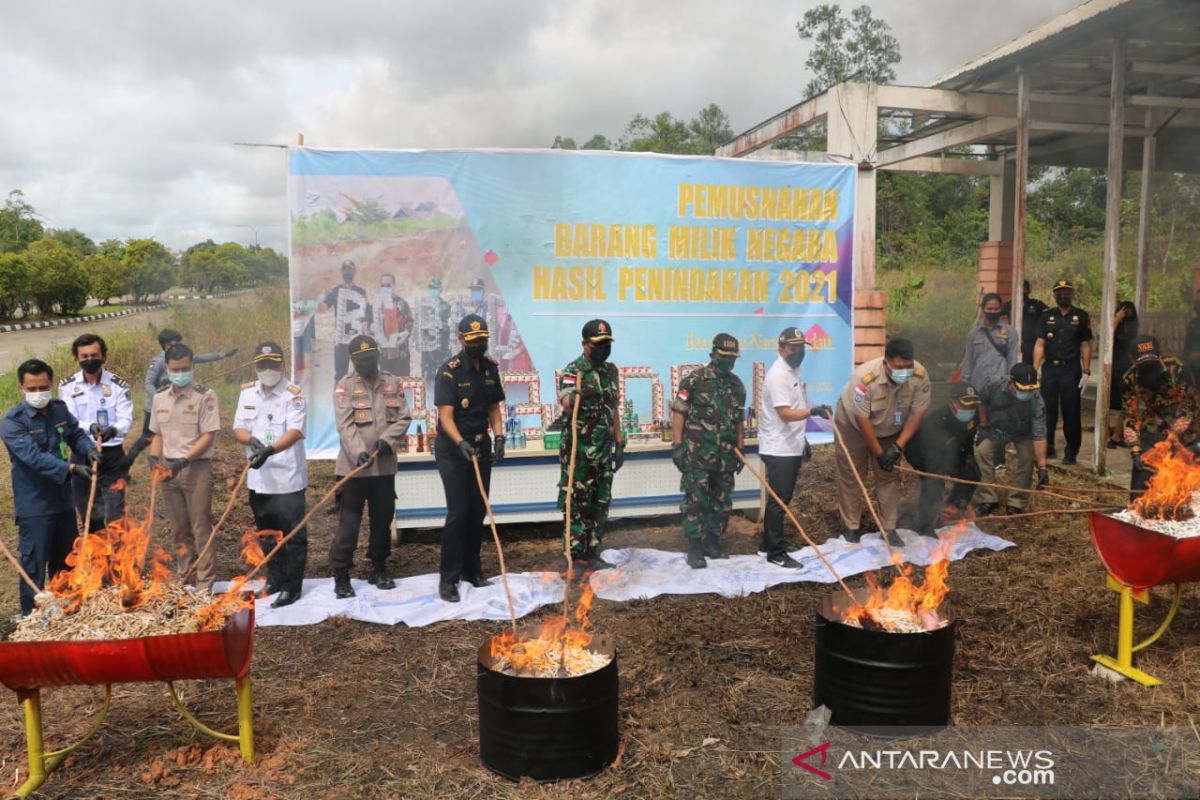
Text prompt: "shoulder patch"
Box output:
[[109, 372, 129, 388], [241, 380, 257, 389], [58, 375, 73, 387], [156, 384, 172, 394], [193, 383, 208, 393], [286, 384, 301, 395], [447, 357, 461, 369]]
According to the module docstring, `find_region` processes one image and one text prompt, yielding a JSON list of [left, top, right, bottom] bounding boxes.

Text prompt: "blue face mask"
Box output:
[[471, 290, 484, 304], [954, 408, 977, 423], [167, 371, 194, 387], [428, 289, 439, 299], [890, 368, 914, 385], [1016, 389, 1036, 401]]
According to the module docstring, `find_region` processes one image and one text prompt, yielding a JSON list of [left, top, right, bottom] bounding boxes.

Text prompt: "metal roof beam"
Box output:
[[876, 117, 1016, 167], [716, 93, 828, 158]]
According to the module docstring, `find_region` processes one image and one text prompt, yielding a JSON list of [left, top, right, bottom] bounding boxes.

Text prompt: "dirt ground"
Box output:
[[1, 439, 1197, 800]]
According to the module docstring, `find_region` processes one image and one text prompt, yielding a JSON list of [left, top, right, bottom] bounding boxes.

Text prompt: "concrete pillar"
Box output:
[[853, 290, 888, 365], [827, 82, 878, 292], [988, 160, 1016, 242]]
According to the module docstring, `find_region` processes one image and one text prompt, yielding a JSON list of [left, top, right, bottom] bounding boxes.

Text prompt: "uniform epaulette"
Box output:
[[241, 380, 256, 389], [194, 383, 208, 393], [156, 384, 172, 393], [862, 372, 877, 384], [914, 366, 926, 378], [109, 372, 129, 389], [58, 375, 73, 387], [447, 357, 461, 369], [286, 383, 301, 395]]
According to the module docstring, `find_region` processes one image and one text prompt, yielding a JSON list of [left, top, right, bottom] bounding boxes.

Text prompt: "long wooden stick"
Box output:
[[895, 464, 1124, 504], [561, 392, 582, 619], [735, 450, 857, 605], [979, 505, 1113, 521], [832, 421, 898, 561], [471, 455, 517, 636], [181, 460, 250, 584], [0, 535, 42, 596], [82, 433, 102, 533], [240, 454, 376, 585]]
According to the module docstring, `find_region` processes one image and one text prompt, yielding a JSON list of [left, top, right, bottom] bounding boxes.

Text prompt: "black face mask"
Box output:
[[983, 311, 1001, 324], [784, 348, 805, 368], [80, 358, 103, 375], [353, 359, 379, 378], [342, 271, 355, 284], [1054, 293, 1072, 310], [589, 342, 612, 364], [465, 342, 488, 360], [1138, 363, 1165, 389]]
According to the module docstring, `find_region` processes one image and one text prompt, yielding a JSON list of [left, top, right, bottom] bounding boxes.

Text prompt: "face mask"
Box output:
[[24, 390, 51, 410], [954, 408, 977, 423], [1015, 389, 1036, 401], [258, 369, 283, 387], [353, 359, 379, 379], [465, 342, 488, 360], [983, 312, 1001, 324], [80, 358, 103, 375], [168, 371, 194, 387], [1138, 364, 1165, 389], [714, 357, 736, 374], [380, 285, 393, 298], [890, 368, 913, 385], [342, 271, 355, 284], [428, 289, 439, 299], [589, 342, 612, 364], [471, 290, 484, 304], [784, 349, 805, 368], [1054, 294, 1072, 310]]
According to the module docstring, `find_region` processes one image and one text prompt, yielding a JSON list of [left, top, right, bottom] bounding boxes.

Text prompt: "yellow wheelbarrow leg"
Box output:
[[167, 679, 255, 764], [1090, 577, 1178, 687], [11, 685, 113, 799]]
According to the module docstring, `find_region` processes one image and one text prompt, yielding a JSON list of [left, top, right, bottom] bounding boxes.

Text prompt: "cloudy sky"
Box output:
[[0, 0, 1079, 252]]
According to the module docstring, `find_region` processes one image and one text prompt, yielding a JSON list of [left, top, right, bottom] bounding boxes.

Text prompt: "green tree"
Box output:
[[581, 134, 611, 150], [344, 198, 390, 225], [82, 254, 125, 305], [26, 239, 90, 315], [687, 104, 734, 154], [796, 4, 900, 97], [0, 252, 33, 319], [48, 228, 97, 258], [98, 238, 126, 260], [621, 112, 693, 154], [0, 190, 45, 254], [122, 238, 175, 301]]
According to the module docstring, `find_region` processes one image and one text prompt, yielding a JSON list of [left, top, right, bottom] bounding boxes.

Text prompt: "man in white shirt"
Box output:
[[232, 342, 309, 608], [58, 333, 134, 531], [757, 327, 831, 568]]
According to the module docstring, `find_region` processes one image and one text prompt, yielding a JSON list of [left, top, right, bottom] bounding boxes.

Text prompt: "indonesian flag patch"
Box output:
[[562, 374, 577, 386], [852, 384, 868, 405], [678, 389, 689, 401]]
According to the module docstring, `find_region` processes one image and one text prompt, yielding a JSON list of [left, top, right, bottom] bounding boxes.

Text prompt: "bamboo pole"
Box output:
[[182, 461, 251, 584], [471, 455, 517, 637], [734, 450, 857, 605], [82, 433, 102, 534], [982, 506, 1112, 521], [0, 535, 43, 597], [561, 392, 582, 620], [894, 464, 1123, 504], [832, 421, 898, 561]]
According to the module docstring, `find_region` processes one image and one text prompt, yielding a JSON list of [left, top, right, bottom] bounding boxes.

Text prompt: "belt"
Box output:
[[1048, 358, 1073, 366], [470, 433, 487, 442]]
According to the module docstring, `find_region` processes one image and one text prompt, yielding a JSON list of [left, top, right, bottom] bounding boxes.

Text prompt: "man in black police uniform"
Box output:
[[1033, 278, 1092, 464], [1001, 280, 1049, 366], [433, 314, 506, 603], [902, 383, 981, 537]]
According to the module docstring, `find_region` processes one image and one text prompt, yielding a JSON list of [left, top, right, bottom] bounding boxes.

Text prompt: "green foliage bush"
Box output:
[[26, 239, 90, 315]]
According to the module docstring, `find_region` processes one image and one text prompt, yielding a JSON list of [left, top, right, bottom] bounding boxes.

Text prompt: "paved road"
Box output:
[[0, 295, 254, 373]]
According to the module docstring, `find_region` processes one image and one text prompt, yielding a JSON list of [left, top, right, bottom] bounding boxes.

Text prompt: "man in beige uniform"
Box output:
[[833, 337, 930, 545], [330, 334, 412, 599], [149, 344, 221, 591]]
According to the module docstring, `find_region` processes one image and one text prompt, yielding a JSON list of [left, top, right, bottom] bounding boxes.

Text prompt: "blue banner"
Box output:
[[287, 148, 856, 457]]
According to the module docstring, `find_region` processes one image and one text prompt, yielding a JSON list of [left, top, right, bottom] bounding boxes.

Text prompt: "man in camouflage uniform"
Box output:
[[557, 319, 623, 572], [1121, 335, 1200, 494], [671, 333, 746, 569]]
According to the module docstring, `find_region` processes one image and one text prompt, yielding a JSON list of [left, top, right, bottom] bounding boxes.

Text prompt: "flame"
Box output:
[[841, 532, 955, 632], [488, 571, 600, 675], [192, 530, 277, 628], [1132, 433, 1200, 521], [48, 512, 173, 613]]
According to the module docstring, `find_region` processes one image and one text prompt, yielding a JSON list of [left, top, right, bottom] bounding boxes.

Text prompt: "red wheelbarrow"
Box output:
[[0, 607, 254, 798], [1089, 511, 1195, 686]]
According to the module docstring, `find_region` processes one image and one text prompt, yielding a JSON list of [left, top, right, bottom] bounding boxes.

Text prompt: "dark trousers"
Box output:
[[915, 460, 978, 534], [334, 343, 351, 382], [17, 512, 78, 615], [71, 445, 128, 532], [329, 475, 395, 571], [249, 489, 308, 595], [1041, 361, 1083, 457], [761, 454, 804, 558], [435, 438, 491, 583]]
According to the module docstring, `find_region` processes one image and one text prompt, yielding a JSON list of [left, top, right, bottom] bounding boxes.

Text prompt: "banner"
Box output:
[[287, 148, 856, 458]]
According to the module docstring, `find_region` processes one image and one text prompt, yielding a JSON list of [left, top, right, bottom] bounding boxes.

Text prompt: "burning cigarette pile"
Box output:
[[840, 539, 955, 634], [487, 583, 611, 678], [1116, 434, 1200, 537], [11, 583, 220, 642]]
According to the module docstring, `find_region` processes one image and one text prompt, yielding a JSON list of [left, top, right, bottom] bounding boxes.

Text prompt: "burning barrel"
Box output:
[[477, 626, 618, 781], [813, 589, 956, 736]]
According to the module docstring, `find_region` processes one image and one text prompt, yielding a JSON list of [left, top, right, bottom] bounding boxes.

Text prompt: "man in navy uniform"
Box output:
[[1, 359, 98, 615], [58, 333, 134, 531], [1033, 278, 1093, 464]]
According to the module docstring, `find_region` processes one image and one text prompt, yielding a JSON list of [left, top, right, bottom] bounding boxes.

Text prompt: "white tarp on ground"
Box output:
[[222, 525, 1015, 628]]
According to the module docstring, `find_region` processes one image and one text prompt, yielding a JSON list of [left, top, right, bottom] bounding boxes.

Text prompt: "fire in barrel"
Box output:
[[477, 582, 619, 781], [814, 536, 958, 735]]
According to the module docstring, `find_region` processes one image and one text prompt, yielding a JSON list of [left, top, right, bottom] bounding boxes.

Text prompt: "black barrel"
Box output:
[[813, 590, 956, 736], [477, 630, 618, 782]]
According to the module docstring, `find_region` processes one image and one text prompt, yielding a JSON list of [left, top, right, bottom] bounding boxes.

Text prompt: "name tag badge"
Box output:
[[354, 409, 372, 424], [894, 411, 902, 427]]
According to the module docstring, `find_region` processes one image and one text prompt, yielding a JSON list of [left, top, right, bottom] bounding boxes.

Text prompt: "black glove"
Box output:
[[225, 348, 239, 358], [976, 425, 993, 445], [809, 404, 832, 420], [492, 436, 506, 464], [375, 438, 393, 458], [248, 436, 268, 457], [735, 458, 744, 475], [1037, 467, 1050, 490], [249, 445, 275, 470], [458, 439, 477, 460], [86, 448, 101, 465], [165, 458, 188, 480], [803, 440, 813, 462], [88, 423, 104, 439], [671, 443, 686, 471], [877, 442, 902, 472], [147, 454, 161, 470], [1132, 452, 1156, 475], [356, 451, 374, 467], [613, 440, 625, 471], [71, 463, 94, 480]]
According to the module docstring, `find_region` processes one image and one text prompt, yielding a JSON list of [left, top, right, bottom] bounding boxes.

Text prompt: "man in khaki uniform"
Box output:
[[330, 334, 411, 599], [149, 344, 221, 591], [833, 337, 931, 545]]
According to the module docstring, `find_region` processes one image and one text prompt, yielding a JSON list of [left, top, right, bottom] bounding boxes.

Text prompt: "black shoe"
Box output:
[[368, 563, 395, 590], [843, 528, 862, 544], [702, 535, 728, 559], [462, 575, 490, 588], [767, 553, 802, 569], [266, 583, 280, 596], [686, 540, 707, 569], [439, 580, 460, 603], [270, 589, 299, 608], [585, 550, 615, 570], [1061, 455, 1078, 466], [916, 526, 939, 539], [1005, 506, 1023, 516], [333, 570, 355, 599], [560, 553, 588, 579], [885, 529, 904, 547], [1046, 448, 1057, 460], [975, 503, 997, 517]]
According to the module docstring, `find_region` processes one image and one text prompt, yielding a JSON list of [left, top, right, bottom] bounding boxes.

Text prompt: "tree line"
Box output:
[[0, 190, 287, 319]]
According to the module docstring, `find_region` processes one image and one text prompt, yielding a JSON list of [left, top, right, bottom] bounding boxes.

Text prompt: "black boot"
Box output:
[[686, 539, 707, 569], [462, 574, 490, 588], [585, 546, 614, 570], [702, 535, 727, 559], [333, 569, 355, 599], [369, 562, 395, 590], [885, 529, 905, 547], [271, 589, 299, 608], [439, 580, 460, 603], [843, 528, 862, 543], [975, 503, 997, 518]]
